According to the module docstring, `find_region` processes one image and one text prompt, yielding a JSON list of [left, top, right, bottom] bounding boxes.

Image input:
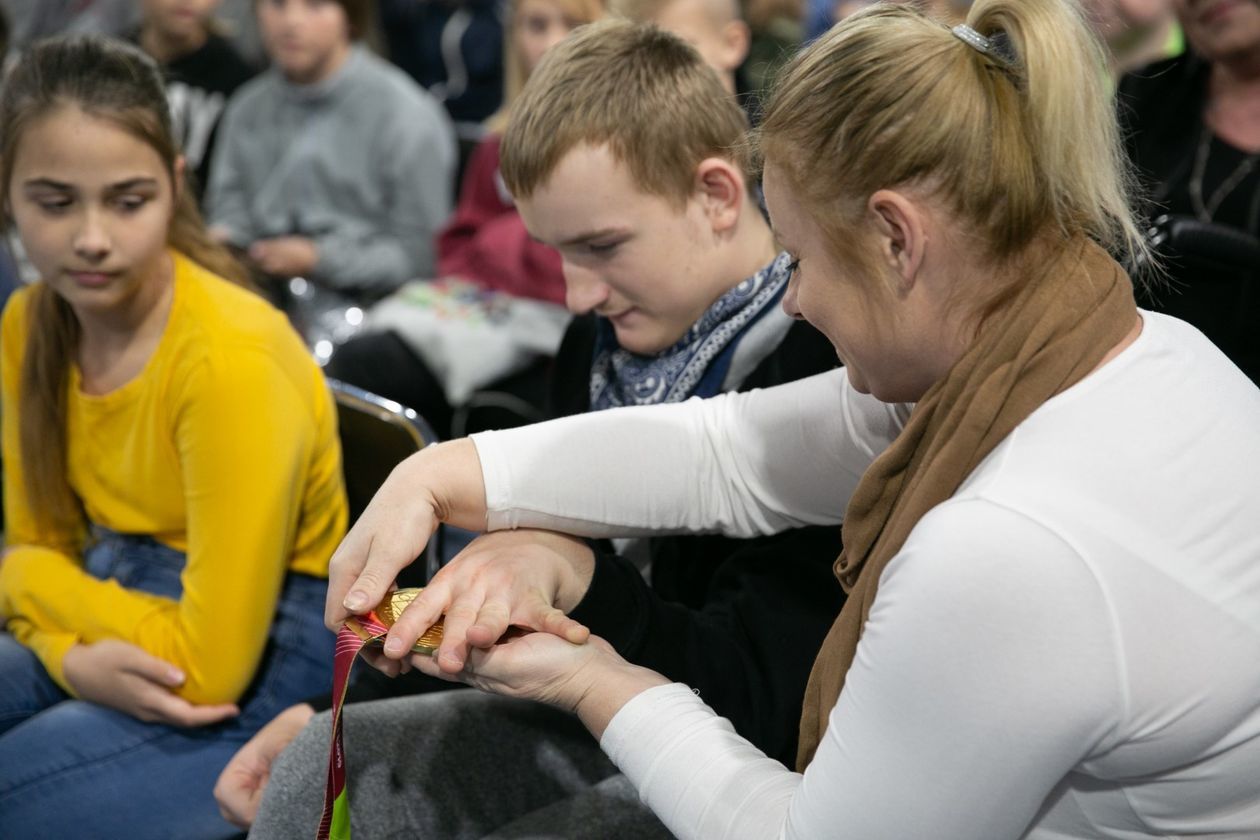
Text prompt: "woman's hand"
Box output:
[[372, 528, 595, 676], [61, 639, 239, 727], [411, 632, 670, 739], [325, 439, 489, 632]]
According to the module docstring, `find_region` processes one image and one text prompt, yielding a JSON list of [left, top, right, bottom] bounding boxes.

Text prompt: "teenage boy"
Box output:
[[217, 21, 843, 837], [205, 0, 456, 300]]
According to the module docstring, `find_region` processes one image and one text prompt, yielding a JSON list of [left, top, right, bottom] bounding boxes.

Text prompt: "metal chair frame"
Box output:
[[328, 378, 444, 583]]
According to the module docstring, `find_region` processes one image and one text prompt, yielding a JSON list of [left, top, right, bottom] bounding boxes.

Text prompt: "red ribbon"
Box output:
[[317, 613, 389, 840]]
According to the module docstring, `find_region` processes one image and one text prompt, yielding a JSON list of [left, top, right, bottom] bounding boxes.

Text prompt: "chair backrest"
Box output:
[[1146, 214, 1260, 270], [328, 378, 442, 586], [1141, 214, 1260, 385]]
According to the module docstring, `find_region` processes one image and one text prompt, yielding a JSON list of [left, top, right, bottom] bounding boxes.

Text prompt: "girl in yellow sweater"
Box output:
[[0, 36, 346, 838]]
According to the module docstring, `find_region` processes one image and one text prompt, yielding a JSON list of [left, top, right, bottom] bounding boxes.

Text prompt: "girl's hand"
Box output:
[[61, 639, 239, 727], [411, 632, 670, 738]]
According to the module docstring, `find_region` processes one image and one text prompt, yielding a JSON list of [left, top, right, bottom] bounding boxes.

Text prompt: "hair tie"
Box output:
[[952, 24, 993, 55]]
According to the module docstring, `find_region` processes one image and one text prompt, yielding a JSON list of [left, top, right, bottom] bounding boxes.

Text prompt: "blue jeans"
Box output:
[[0, 529, 333, 839]]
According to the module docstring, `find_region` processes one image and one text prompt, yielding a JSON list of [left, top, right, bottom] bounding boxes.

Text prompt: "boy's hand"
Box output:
[[214, 702, 316, 829], [368, 529, 594, 677], [411, 632, 669, 738], [61, 640, 239, 727], [248, 236, 319, 277]]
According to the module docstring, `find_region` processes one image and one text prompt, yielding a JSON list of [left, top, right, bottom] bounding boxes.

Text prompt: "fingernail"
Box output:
[[383, 637, 404, 656], [344, 591, 368, 612], [169, 669, 185, 685]]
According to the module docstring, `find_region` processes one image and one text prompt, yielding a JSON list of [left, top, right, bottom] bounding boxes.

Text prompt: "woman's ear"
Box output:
[[694, 157, 744, 234], [867, 189, 927, 295]]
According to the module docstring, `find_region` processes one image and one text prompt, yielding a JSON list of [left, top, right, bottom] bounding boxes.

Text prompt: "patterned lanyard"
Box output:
[[318, 589, 444, 840]]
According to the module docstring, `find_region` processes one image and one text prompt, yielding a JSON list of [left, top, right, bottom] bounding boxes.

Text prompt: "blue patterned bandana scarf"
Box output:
[[590, 252, 792, 410]]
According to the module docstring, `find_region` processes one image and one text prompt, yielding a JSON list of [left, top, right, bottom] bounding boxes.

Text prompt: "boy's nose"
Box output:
[[563, 263, 611, 315]]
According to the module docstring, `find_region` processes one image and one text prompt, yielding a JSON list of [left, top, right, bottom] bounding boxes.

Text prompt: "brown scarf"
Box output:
[[795, 237, 1138, 770]]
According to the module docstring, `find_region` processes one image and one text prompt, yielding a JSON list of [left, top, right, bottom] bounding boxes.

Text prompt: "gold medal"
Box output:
[[377, 588, 445, 655], [344, 587, 445, 655]]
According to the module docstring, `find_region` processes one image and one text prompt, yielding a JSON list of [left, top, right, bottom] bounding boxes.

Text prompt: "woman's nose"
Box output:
[[782, 275, 804, 320]]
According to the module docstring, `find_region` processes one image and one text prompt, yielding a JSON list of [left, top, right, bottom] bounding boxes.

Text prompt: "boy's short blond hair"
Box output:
[[500, 18, 750, 206]]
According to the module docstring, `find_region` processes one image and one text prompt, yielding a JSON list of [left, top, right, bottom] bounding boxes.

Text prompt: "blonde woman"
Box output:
[[329, 4, 1260, 838]]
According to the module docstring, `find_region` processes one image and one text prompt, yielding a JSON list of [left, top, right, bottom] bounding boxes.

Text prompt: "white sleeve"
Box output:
[[471, 368, 908, 539], [601, 500, 1123, 839]]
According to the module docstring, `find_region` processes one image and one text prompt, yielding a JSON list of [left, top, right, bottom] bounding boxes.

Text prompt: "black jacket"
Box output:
[[554, 314, 845, 767], [1117, 51, 1260, 383]]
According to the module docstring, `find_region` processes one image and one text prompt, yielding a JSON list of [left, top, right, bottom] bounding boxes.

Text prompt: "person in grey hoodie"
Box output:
[[206, 0, 456, 300]]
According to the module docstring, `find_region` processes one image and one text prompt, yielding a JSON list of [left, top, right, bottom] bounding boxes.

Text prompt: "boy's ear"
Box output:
[[867, 189, 927, 294], [694, 157, 743, 234]]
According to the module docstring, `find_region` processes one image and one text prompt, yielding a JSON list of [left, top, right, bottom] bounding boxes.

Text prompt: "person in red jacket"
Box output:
[[437, 0, 606, 304], [322, 0, 606, 437]]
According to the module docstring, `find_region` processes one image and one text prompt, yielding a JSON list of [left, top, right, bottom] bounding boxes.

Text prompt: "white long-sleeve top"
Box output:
[[470, 312, 1260, 839]]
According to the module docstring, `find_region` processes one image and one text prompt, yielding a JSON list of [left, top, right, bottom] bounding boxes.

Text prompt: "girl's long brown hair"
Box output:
[[0, 35, 249, 531]]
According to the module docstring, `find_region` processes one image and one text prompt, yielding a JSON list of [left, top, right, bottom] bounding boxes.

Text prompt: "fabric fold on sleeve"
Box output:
[[4, 617, 80, 695], [473, 369, 888, 540], [602, 682, 800, 840]]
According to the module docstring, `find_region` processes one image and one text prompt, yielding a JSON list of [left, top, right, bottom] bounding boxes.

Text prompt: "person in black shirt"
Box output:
[[1117, 0, 1260, 383], [136, 0, 257, 200]]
